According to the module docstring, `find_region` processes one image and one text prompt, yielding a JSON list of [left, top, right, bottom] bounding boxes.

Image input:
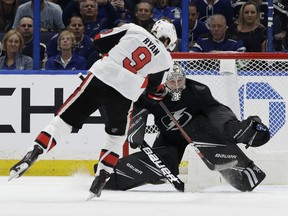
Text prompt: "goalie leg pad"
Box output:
[[225, 116, 270, 148], [182, 116, 238, 166], [102, 146, 179, 190], [220, 162, 266, 192]]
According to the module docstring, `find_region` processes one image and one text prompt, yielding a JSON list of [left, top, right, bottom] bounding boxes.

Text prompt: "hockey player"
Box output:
[[8, 19, 178, 199], [102, 63, 270, 192]]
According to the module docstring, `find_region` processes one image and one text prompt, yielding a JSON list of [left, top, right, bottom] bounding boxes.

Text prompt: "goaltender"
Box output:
[[102, 63, 270, 192]]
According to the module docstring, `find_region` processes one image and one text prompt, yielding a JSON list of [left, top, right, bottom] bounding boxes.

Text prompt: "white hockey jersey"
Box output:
[[88, 23, 173, 102]]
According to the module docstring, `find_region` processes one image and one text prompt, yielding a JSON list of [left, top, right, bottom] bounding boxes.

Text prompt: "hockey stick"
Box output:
[[158, 101, 237, 171], [78, 72, 85, 81], [78, 73, 184, 192], [140, 141, 185, 192]]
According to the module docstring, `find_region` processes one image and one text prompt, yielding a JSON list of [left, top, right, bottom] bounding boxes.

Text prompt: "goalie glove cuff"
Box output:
[[225, 116, 270, 148]]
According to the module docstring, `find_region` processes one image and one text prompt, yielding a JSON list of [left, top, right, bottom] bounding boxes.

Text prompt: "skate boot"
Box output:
[[8, 145, 43, 181], [87, 169, 110, 200]]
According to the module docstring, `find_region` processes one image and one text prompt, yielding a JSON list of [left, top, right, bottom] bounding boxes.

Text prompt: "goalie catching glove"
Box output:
[[225, 116, 270, 148]]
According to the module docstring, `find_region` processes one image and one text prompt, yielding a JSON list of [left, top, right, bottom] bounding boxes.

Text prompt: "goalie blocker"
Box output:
[[100, 111, 268, 192]]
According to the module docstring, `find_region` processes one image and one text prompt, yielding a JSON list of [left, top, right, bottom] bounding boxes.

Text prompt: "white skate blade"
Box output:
[[87, 192, 97, 201], [8, 163, 29, 181]]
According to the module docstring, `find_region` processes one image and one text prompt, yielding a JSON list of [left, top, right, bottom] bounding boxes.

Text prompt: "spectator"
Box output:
[[233, 0, 288, 51], [0, 29, 33, 70], [111, 0, 133, 25], [191, 14, 246, 52], [63, 0, 119, 26], [48, 0, 70, 10], [186, 2, 210, 49], [0, 43, 3, 57], [192, 0, 235, 26], [45, 30, 86, 70], [95, 0, 123, 22], [12, 0, 65, 31], [79, 0, 118, 38], [47, 15, 94, 60], [123, 0, 151, 15], [0, 0, 19, 32], [227, 1, 267, 52], [17, 16, 47, 68], [170, 0, 180, 6], [18, 0, 29, 4], [153, 0, 182, 36], [62, 0, 82, 26], [133, 0, 155, 32]]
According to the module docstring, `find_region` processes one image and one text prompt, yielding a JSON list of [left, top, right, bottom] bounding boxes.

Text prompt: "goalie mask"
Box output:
[[151, 19, 177, 51], [165, 64, 186, 101]]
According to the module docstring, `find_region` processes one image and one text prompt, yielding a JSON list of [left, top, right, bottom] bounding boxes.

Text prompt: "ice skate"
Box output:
[[8, 145, 43, 181], [87, 169, 110, 200]]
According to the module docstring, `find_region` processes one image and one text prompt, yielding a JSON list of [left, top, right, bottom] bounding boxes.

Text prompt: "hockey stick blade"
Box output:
[[141, 142, 184, 192], [158, 101, 237, 171], [191, 144, 238, 171]]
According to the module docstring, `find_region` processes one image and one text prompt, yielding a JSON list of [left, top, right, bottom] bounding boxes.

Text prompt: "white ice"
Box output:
[[1, 175, 287, 216]]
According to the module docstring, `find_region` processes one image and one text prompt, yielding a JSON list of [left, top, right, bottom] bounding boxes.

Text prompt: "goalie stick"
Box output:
[[78, 73, 184, 192], [140, 140, 185, 192], [158, 101, 237, 171]]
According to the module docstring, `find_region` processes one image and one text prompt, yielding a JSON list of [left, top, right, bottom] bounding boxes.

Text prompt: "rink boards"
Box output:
[[0, 72, 287, 179]]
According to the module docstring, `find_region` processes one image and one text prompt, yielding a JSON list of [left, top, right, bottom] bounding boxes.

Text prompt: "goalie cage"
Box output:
[[132, 52, 288, 191]]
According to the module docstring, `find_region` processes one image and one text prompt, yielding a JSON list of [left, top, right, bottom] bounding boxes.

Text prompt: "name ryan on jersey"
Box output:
[[142, 38, 160, 56]]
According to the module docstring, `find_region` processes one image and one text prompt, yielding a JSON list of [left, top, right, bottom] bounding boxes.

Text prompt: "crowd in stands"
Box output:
[[0, 0, 288, 70]]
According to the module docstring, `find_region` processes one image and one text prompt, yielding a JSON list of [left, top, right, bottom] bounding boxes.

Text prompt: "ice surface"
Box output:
[[0, 175, 287, 216]]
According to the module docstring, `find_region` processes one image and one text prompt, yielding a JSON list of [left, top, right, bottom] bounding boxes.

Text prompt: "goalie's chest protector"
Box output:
[[89, 24, 173, 102]]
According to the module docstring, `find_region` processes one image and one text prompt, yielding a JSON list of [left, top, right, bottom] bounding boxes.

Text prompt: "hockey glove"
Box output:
[[146, 84, 167, 102], [225, 116, 270, 148]]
